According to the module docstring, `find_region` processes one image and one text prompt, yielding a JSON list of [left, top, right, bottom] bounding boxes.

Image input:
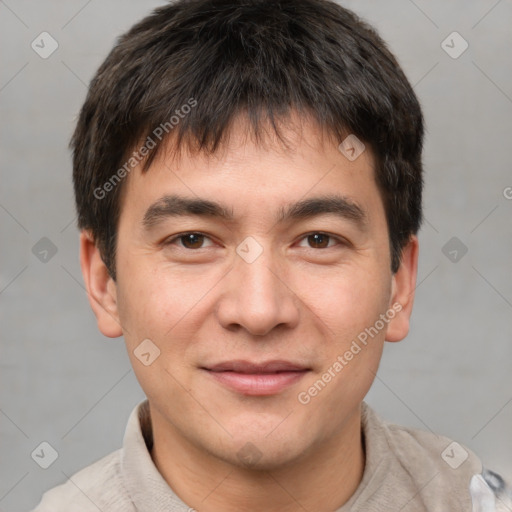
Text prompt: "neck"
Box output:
[[149, 405, 365, 512]]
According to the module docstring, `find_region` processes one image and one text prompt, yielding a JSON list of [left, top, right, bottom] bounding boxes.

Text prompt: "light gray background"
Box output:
[[1, 0, 511, 510]]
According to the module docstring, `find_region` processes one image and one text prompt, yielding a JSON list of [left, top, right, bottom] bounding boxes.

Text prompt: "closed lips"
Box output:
[[203, 360, 310, 373]]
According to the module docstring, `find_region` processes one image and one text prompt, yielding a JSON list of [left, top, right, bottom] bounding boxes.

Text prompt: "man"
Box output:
[[34, 0, 511, 510]]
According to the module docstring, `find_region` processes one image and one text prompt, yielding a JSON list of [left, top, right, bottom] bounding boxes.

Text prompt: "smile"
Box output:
[[201, 360, 310, 396]]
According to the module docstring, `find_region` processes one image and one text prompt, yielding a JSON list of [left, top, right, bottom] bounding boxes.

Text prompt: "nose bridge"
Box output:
[[216, 238, 299, 335]]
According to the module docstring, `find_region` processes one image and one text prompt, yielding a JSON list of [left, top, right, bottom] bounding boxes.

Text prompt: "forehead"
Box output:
[[119, 113, 382, 227]]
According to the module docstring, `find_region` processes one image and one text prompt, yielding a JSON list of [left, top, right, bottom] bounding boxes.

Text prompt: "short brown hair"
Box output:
[[71, 0, 424, 279]]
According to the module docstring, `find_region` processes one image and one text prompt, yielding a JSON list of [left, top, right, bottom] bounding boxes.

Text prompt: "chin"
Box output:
[[228, 446, 305, 472], [213, 431, 311, 472]]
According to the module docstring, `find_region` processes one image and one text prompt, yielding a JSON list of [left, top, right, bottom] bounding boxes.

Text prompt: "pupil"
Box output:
[[309, 233, 328, 248], [183, 233, 203, 248]]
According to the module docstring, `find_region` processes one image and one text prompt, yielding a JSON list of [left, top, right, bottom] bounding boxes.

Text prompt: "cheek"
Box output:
[[115, 260, 214, 356], [294, 268, 389, 427], [115, 258, 171, 348], [115, 268, 195, 404], [294, 262, 391, 340]]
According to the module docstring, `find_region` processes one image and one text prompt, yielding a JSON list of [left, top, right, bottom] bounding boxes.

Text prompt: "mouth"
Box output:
[[201, 360, 310, 396]]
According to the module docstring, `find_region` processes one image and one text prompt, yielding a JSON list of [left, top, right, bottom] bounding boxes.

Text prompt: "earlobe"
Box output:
[[385, 236, 419, 343], [79, 231, 124, 338]]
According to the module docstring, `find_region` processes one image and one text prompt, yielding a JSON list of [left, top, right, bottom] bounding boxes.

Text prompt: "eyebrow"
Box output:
[[142, 194, 367, 230]]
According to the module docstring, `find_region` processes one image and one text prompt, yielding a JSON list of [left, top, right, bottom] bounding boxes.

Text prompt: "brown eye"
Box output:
[[307, 233, 331, 248], [165, 232, 216, 251], [179, 233, 206, 249]]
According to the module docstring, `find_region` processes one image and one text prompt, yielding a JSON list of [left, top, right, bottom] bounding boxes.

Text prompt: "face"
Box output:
[[83, 114, 417, 470]]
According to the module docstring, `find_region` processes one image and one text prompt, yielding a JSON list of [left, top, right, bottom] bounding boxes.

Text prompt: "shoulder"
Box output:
[[363, 403, 483, 480], [363, 404, 511, 511], [32, 449, 135, 512]]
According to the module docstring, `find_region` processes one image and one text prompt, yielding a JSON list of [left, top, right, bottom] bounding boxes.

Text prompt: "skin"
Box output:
[[81, 113, 418, 512]]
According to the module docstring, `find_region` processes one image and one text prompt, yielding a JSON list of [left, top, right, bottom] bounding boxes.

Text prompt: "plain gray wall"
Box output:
[[1, 1, 511, 510]]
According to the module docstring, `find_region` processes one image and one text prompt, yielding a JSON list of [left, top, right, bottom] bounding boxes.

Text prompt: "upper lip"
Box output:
[[203, 360, 310, 374]]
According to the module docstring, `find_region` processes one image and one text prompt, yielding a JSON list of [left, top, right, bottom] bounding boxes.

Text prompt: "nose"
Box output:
[[215, 246, 300, 336]]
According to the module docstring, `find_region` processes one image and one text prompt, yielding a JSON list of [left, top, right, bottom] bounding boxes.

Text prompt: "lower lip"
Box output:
[[204, 370, 308, 396]]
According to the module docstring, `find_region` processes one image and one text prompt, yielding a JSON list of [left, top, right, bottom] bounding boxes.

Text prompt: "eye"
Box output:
[[164, 231, 345, 251], [166, 232, 214, 249], [297, 232, 343, 249]]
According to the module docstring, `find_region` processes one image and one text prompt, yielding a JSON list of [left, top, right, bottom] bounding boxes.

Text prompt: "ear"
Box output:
[[79, 230, 123, 338], [385, 236, 419, 343]]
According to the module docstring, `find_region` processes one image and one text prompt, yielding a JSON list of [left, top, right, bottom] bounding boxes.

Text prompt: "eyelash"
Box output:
[[164, 231, 346, 250]]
